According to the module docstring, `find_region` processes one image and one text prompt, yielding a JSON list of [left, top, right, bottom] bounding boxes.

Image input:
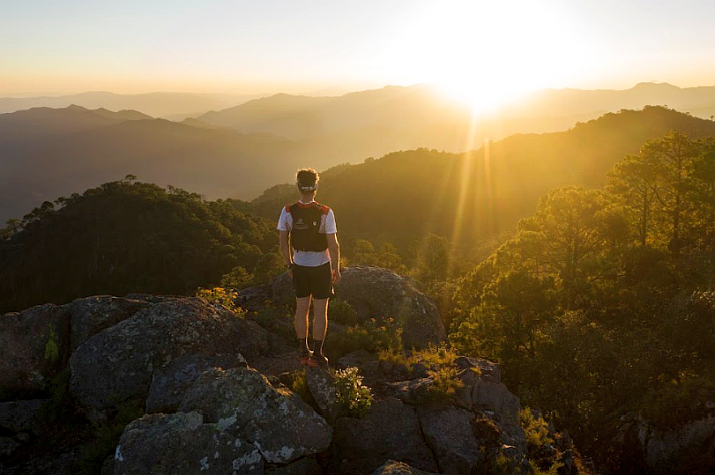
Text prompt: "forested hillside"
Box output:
[[447, 130, 715, 472], [249, 107, 715, 247], [0, 179, 282, 313]]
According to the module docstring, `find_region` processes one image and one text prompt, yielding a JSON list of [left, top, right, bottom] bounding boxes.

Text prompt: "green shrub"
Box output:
[[427, 366, 464, 402], [325, 326, 375, 359], [364, 317, 402, 352], [519, 408, 553, 453], [328, 299, 359, 326], [334, 367, 373, 418], [44, 324, 60, 363], [195, 287, 242, 314], [251, 302, 292, 326]]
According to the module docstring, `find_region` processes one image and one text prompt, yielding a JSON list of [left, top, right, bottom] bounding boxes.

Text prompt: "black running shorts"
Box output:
[[293, 262, 333, 299]]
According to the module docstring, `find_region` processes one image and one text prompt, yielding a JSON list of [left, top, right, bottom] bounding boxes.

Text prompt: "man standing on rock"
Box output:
[[278, 168, 340, 367]]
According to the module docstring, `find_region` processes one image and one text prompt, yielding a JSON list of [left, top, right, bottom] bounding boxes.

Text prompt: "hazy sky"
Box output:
[[2, 0, 715, 100]]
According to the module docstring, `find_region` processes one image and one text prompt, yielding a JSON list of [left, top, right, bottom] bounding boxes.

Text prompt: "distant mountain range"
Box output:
[[2, 82, 715, 226], [0, 91, 265, 119]]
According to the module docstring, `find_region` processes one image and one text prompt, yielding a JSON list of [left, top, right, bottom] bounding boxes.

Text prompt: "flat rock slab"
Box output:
[[332, 398, 438, 474], [178, 366, 332, 464], [113, 412, 263, 475], [70, 298, 270, 412]]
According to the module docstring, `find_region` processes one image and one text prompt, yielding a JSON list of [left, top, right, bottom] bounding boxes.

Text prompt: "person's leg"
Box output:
[[308, 263, 332, 367], [295, 296, 313, 363]]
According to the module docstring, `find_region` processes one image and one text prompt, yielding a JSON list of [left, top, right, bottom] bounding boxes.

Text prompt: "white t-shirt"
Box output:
[[277, 201, 337, 267]]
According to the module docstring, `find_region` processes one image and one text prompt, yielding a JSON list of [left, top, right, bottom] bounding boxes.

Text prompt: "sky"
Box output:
[[2, 0, 715, 105]]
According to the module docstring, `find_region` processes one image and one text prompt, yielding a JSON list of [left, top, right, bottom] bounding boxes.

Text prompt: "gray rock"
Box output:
[[69, 296, 148, 351], [0, 304, 71, 392], [332, 398, 438, 474], [372, 460, 441, 475], [178, 366, 332, 464], [456, 368, 526, 454], [389, 378, 433, 405], [417, 406, 483, 475], [69, 298, 270, 412], [305, 367, 341, 422], [113, 412, 263, 475], [146, 353, 247, 414], [265, 456, 322, 475], [0, 436, 21, 458], [272, 267, 447, 349], [640, 416, 715, 467], [0, 399, 46, 434]]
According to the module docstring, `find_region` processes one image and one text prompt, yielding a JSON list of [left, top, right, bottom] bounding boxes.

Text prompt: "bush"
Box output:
[[426, 366, 464, 402], [519, 408, 553, 453], [334, 367, 373, 418], [328, 299, 359, 326], [195, 287, 242, 314], [325, 326, 374, 360]]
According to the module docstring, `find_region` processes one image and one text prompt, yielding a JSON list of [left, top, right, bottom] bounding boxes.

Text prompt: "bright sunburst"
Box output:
[[382, 0, 594, 115]]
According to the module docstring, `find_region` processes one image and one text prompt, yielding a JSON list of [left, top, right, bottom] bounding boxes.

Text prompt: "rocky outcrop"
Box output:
[[177, 366, 333, 464], [68, 296, 149, 351], [272, 266, 447, 349], [0, 304, 71, 393], [112, 412, 263, 475], [331, 398, 439, 474], [145, 354, 247, 414], [454, 357, 526, 454], [417, 406, 486, 474], [69, 298, 270, 413], [0, 296, 150, 394]]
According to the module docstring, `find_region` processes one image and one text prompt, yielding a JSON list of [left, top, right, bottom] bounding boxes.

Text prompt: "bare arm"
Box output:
[[279, 230, 293, 276], [326, 233, 341, 283]]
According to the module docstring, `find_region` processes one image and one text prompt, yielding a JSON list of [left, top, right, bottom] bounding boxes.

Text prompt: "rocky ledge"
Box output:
[[0, 267, 591, 474]]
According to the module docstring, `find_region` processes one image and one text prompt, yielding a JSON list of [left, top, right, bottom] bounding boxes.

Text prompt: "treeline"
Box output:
[[0, 178, 283, 313], [447, 131, 715, 472]]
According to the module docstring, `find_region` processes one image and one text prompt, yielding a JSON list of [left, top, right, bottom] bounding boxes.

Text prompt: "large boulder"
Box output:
[[68, 296, 148, 351], [0, 304, 71, 393], [112, 412, 263, 475], [331, 398, 438, 474], [70, 298, 270, 412], [145, 354, 247, 414], [177, 366, 333, 464], [272, 266, 447, 349]]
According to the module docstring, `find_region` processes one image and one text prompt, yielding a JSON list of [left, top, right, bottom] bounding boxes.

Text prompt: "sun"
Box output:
[[380, 0, 593, 115]]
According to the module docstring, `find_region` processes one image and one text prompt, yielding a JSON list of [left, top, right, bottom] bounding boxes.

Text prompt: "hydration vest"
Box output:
[[287, 202, 330, 252]]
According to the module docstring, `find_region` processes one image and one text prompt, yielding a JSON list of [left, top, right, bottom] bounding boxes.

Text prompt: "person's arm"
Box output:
[[327, 233, 341, 284], [279, 230, 293, 277]]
